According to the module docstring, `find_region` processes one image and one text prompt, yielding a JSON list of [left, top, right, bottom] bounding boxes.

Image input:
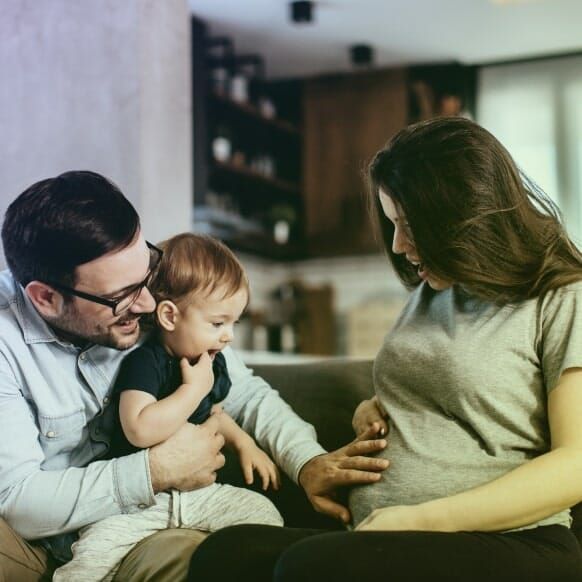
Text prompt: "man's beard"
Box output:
[[46, 302, 142, 350]]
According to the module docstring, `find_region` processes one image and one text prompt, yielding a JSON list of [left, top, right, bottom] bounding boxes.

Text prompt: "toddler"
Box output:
[[54, 233, 283, 581]]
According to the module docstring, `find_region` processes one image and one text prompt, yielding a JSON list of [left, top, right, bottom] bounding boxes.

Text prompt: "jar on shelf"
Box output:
[[212, 125, 232, 162], [230, 74, 249, 103], [210, 66, 230, 96], [258, 97, 276, 119]]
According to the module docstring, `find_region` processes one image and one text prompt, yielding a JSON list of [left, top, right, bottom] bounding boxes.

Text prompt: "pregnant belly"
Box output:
[[348, 435, 522, 527]]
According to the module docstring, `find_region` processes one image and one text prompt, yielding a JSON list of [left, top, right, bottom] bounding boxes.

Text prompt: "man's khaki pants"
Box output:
[[0, 518, 207, 582]]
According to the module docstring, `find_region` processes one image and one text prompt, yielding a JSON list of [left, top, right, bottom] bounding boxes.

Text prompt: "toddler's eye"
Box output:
[[212, 322, 223, 328]]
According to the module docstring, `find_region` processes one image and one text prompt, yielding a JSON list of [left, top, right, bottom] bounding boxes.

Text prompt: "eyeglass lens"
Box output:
[[113, 246, 160, 316]]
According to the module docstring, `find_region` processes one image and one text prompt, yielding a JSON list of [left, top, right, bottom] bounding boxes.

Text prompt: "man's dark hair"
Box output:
[[2, 170, 140, 287]]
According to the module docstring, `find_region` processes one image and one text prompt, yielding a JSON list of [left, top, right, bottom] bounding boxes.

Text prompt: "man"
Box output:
[[0, 171, 387, 580]]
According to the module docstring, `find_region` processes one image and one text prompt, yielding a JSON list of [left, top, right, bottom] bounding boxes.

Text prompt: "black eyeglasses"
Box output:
[[47, 241, 163, 316]]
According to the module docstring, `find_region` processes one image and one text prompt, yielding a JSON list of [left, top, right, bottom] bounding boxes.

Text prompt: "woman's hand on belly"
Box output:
[[352, 396, 389, 438]]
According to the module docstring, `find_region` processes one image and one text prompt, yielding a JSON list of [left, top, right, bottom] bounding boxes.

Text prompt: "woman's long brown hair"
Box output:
[[368, 117, 582, 303]]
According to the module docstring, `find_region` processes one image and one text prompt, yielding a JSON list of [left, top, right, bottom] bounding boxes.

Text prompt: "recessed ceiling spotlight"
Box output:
[[290, 1, 314, 24], [350, 44, 374, 67], [490, 0, 540, 4]]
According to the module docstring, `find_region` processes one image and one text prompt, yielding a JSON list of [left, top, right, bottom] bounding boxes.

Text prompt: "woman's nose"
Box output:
[[392, 226, 412, 255]]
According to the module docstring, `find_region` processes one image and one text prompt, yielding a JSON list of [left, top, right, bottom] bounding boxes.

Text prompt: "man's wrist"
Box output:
[[298, 454, 323, 489], [148, 446, 169, 493]]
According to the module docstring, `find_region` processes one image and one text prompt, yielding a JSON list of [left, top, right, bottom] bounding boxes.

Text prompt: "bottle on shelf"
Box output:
[[230, 73, 249, 103], [211, 124, 233, 163]]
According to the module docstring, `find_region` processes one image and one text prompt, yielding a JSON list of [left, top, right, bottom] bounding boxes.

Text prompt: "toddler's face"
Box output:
[[173, 285, 248, 361]]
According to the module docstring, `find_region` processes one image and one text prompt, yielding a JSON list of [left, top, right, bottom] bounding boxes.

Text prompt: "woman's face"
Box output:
[[379, 189, 452, 291]]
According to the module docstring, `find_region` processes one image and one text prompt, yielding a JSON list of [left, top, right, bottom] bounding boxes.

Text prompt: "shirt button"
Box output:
[[103, 397, 109, 405], [138, 504, 147, 509], [46, 431, 56, 438], [79, 353, 86, 361]]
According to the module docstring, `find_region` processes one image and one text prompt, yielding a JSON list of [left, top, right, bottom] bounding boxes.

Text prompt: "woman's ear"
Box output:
[[25, 281, 65, 318], [156, 300, 180, 331]]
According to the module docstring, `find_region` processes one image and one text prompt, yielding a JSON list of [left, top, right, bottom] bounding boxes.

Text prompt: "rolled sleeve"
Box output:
[[221, 347, 326, 483]]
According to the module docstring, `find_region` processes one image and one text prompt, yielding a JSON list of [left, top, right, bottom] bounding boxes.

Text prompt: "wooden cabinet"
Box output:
[[302, 69, 408, 256]]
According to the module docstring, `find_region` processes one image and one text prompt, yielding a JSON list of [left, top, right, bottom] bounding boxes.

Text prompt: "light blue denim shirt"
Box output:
[[0, 270, 325, 540], [0, 270, 154, 539]]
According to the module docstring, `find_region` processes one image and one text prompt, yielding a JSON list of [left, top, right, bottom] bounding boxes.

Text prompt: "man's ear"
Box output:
[[24, 281, 65, 318], [156, 300, 180, 331]]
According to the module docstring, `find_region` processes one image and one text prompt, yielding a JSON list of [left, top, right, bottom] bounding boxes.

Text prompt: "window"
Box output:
[[477, 55, 582, 244]]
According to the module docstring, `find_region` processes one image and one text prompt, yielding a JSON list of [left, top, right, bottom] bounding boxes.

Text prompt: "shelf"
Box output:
[[211, 160, 300, 196], [222, 232, 306, 261], [210, 92, 301, 137], [194, 217, 305, 260]]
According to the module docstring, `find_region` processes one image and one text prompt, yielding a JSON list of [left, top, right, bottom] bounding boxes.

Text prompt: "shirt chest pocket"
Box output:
[[38, 410, 87, 457]]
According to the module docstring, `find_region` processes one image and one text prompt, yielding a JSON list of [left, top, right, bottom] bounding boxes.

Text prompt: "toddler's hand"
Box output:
[[352, 396, 389, 438], [238, 441, 280, 491], [210, 404, 223, 416], [180, 352, 214, 394]]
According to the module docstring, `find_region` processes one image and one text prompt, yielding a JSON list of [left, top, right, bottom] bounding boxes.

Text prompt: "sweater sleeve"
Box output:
[[220, 347, 326, 483]]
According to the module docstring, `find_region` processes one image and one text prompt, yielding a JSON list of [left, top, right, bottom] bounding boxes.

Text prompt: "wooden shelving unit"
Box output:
[[212, 160, 300, 196], [192, 16, 305, 261], [210, 92, 301, 136]]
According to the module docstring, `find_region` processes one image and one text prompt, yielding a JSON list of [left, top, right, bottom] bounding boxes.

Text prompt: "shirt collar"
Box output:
[[8, 275, 77, 348]]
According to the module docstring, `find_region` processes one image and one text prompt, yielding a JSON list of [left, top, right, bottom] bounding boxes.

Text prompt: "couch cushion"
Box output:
[[252, 359, 374, 452]]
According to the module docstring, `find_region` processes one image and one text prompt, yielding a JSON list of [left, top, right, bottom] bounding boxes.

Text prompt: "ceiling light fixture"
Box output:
[[350, 44, 374, 67], [290, 1, 314, 24]]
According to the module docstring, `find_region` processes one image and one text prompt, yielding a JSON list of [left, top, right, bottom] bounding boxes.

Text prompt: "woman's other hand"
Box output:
[[355, 505, 432, 532], [352, 396, 389, 438]]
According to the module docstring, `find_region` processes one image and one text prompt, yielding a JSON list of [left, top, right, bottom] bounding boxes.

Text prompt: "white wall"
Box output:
[[0, 0, 192, 266], [240, 252, 405, 313], [239, 252, 408, 357]]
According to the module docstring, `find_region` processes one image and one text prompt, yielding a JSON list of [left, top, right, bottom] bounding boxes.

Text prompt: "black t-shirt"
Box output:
[[107, 337, 231, 457]]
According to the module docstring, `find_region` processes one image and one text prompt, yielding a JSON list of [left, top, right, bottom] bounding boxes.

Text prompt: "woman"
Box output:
[[188, 117, 582, 581]]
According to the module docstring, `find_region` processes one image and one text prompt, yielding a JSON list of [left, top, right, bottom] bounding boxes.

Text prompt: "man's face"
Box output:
[[47, 233, 156, 350]]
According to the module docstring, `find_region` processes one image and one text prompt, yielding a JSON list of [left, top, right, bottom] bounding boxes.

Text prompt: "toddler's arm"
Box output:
[[120, 353, 215, 448]]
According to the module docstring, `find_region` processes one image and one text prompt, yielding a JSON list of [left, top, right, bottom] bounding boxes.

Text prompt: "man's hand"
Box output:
[[298, 426, 389, 524], [352, 396, 389, 438], [149, 415, 225, 493]]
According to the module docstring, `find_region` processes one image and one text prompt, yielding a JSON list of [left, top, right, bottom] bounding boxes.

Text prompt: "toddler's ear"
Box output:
[[156, 300, 179, 331]]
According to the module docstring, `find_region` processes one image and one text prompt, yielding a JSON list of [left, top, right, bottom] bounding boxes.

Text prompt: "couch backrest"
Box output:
[[253, 358, 582, 545]]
